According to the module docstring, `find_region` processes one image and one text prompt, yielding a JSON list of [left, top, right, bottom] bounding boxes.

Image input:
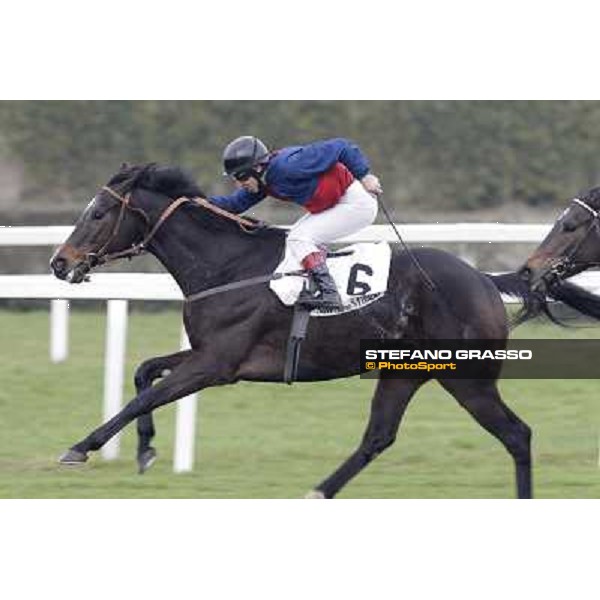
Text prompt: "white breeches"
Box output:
[[287, 181, 378, 263]]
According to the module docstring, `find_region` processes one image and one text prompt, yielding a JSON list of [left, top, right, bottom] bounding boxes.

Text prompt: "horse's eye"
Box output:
[[92, 210, 103, 220], [562, 221, 577, 233]]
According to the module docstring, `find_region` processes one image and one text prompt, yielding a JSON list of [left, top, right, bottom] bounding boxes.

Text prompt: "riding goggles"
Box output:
[[231, 169, 255, 182]]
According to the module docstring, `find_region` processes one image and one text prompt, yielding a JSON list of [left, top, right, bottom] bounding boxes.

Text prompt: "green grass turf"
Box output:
[[0, 308, 599, 498]]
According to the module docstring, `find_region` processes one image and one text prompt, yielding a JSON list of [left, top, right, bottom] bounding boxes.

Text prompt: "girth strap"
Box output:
[[185, 269, 305, 303]]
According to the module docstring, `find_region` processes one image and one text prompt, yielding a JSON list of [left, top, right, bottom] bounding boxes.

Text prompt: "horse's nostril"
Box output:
[[51, 257, 67, 273]]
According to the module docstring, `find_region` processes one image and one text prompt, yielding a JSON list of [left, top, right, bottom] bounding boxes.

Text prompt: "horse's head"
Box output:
[[519, 186, 600, 292], [50, 162, 203, 283], [50, 163, 150, 282]]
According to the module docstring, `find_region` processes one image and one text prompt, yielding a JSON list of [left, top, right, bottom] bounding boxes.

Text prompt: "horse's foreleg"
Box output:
[[59, 352, 227, 466], [307, 377, 425, 499], [133, 349, 194, 473]]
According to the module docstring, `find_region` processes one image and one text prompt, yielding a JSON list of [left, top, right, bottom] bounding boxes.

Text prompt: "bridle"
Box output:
[[572, 196, 600, 220], [545, 196, 600, 280], [74, 183, 306, 304], [81, 184, 258, 271]]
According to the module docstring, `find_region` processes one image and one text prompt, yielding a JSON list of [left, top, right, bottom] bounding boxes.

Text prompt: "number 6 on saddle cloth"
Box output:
[[278, 241, 392, 383]]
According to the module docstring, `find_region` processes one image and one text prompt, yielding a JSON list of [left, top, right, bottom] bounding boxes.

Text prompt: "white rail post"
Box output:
[[173, 326, 198, 472], [50, 299, 69, 362], [101, 299, 129, 461]]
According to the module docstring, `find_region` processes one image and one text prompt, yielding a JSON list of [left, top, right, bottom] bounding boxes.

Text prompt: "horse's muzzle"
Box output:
[[50, 254, 91, 284], [50, 255, 69, 279], [517, 265, 545, 292], [518, 265, 554, 294]]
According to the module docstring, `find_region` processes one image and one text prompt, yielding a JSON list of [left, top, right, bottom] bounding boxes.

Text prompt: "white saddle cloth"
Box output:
[[270, 242, 392, 317]]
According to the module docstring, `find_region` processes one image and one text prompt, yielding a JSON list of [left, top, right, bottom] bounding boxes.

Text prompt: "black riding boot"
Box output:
[[298, 254, 343, 310]]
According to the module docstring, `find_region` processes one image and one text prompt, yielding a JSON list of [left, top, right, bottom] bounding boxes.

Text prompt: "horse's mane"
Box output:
[[109, 162, 284, 239], [109, 162, 206, 199]]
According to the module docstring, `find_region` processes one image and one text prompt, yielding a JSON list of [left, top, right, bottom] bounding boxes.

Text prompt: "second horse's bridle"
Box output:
[[545, 196, 600, 280]]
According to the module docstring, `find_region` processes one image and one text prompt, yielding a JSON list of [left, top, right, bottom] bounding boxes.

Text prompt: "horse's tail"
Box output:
[[486, 272, 600, 326], [485, 272, 562, 327], [486, 272, 530, 300], [546, 280, 600, 320]]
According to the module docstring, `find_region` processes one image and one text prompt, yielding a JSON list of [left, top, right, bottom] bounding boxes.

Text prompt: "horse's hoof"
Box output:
[[137, 447, 157, 474], [58, 449, 88, 465], [304, 489, 326, 499]]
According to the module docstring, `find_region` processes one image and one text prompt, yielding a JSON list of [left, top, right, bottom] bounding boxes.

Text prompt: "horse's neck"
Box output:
[[146, 214, 284, 297]]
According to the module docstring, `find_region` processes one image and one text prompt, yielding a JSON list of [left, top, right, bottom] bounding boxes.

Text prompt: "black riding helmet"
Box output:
[[222, 136, 269, 180]]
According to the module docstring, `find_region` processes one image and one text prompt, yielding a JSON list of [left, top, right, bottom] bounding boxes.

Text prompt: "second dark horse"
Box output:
[[51, 163, 542, 498]]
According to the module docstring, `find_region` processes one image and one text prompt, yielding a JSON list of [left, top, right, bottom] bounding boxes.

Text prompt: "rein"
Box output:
[[86, 185, 258, 268], [83, 184, 303, 303]]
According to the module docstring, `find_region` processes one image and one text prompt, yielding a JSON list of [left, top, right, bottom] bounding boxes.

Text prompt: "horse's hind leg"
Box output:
[[134, 349, 193, 473], [307, 377, 425, 499], [439, 378, 532, 499], [59, 350, 229, 466]]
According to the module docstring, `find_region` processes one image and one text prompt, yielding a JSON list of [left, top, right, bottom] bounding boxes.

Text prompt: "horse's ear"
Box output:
[[121, 162, 129, 170]]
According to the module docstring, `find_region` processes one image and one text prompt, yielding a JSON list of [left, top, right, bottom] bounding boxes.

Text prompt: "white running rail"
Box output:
[[4, 222, 596, 472]]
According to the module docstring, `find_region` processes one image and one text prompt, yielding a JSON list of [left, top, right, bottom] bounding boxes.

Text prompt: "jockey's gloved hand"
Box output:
[[242, 217, 269, 232], [361, 173, 383, 196]]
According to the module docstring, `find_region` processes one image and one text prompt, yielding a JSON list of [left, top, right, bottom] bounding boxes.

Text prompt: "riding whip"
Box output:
[[374, 193, 437, 291]]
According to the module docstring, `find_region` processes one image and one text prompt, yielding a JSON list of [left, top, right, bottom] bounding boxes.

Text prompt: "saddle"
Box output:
[[281, 242, 392, 384]]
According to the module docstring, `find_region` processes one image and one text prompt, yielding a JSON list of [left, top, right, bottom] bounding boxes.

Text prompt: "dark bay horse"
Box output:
[[519, 186, 600, 320], [51, 163, 536, 498]]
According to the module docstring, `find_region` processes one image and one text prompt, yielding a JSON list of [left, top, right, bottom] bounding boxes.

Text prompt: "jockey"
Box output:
[[210, 136, 382, 309]]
